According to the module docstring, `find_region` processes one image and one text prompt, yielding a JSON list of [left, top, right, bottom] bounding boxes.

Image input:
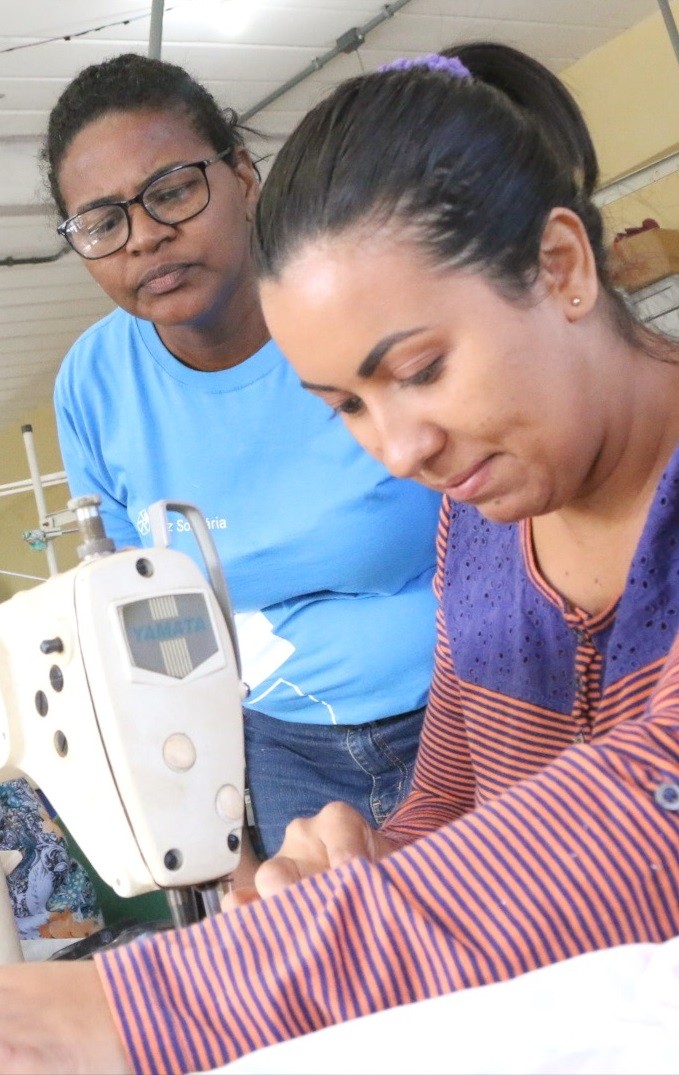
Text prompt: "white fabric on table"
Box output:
[[215, 936, 679, 1075]]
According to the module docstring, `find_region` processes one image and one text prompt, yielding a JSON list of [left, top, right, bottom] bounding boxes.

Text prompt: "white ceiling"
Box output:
[[0, 0, 664, 431]]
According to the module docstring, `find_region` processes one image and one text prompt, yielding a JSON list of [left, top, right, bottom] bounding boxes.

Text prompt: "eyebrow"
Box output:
[[74, 159, 193, 215], [76, 195, 123, 215], [358, 328, 426, 378], [300, 327, 427, 392]]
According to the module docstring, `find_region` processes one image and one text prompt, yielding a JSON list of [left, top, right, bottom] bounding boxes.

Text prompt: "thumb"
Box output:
[[254, 855, 306, 900]]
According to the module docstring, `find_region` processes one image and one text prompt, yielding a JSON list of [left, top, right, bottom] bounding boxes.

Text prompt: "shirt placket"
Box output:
[[569, 618, 604, 744]]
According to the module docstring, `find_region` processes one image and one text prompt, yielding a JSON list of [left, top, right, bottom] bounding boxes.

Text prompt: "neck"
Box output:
[[156, 284, 271, 372], [555, 336, 679, 530], [529, 334, 679, 615]]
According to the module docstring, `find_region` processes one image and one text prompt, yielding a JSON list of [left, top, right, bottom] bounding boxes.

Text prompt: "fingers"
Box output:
[[254, 855, 306, 899], [220, 885, 260, 913], [226, 802, 399, 906], [254, 801, 377, 899]]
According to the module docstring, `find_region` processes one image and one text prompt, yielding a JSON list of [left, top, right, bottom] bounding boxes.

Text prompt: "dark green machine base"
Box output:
[[57, 815, 170, 927]]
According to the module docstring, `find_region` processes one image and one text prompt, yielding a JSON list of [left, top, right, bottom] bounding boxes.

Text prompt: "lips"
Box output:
[[137, 262, 192, 294], [442, 454, 498, 502], [447, 459, 489, 489]]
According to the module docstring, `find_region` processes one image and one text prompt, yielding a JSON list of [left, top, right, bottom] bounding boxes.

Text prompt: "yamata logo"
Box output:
[[137, 508, 227, 537]]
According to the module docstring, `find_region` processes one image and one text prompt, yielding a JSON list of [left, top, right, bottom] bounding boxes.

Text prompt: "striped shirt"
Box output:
[[97, 460, 679, 1075], [382, 448, 679, 843]]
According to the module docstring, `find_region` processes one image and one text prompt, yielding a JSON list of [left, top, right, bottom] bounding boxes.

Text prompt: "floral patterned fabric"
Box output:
[[0, 779, 101, 940]]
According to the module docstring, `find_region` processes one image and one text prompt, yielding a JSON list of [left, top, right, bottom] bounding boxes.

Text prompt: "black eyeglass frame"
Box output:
[[57, 148, 233, 260]]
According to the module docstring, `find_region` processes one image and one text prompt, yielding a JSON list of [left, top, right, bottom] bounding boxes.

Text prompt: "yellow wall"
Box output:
[[0, 402, 78, 602], [562, 5, 679, 184], [561, 2, 679, 237]]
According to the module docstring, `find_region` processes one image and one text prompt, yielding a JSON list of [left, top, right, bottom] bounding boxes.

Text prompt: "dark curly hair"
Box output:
[[42, 52, 250, 219]]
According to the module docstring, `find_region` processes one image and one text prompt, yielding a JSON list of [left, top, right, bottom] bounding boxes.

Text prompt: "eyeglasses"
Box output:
[[57, 150, 232, 260]]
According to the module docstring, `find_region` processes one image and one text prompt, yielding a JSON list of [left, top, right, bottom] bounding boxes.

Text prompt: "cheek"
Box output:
[[339, 412, 384, 463], [212, 210, 249, 258], [83, 260, 123, 299]]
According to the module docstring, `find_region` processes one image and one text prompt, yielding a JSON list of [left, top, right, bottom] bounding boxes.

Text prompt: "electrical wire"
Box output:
[[0, 7, 177, 55]]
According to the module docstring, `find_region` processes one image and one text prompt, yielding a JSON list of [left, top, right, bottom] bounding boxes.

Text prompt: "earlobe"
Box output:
[[539, 207, 598, 319]]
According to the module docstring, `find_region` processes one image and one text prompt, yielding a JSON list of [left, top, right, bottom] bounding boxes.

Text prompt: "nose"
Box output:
[[373, 409, 445, 481], [125, 202, 177, 253]]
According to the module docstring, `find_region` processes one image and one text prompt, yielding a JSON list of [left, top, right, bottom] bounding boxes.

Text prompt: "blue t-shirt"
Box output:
[[55, 309, 441, 724]]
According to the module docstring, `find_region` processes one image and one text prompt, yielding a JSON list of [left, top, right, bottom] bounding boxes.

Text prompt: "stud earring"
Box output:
[[570, 297, 582, 306]]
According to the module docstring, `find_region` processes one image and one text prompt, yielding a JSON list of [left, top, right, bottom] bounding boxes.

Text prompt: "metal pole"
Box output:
[[242, 0, 414, 122], [21, 425, 58, 577], [657, 0, 679, 68], [0, 471, 66, 500], [148, 0, 165, 60], [594, 148, 679, 207]]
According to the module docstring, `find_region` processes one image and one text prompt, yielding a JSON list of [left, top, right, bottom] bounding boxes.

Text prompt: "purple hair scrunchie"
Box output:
[[378, 53, 471, 79]]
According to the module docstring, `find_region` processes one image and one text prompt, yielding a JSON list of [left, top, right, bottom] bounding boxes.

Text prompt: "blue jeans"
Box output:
[[244, 706, 425, 858]]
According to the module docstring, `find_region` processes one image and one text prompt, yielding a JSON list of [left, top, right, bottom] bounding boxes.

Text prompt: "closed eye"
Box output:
[[399, 355, 445, 387], [324, 357, 444, 416], [149, 178, 200, 207], [332, 395, 364, 416]]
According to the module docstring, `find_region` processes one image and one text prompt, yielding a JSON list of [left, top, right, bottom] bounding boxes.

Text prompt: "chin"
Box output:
[[475, 503, 526, 525], [471, 489, 546, 526], [139, 297, 210, 327]]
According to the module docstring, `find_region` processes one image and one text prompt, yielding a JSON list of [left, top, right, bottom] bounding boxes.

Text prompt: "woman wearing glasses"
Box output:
[[44, 53, 441, 862]]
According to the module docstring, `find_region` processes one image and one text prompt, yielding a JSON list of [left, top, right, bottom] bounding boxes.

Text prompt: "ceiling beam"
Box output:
[[242, 0, 415, 122], [149, 0, 165, 60]]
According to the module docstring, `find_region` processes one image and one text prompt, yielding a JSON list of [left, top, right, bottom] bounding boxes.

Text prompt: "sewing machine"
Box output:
[[0, 497, 247, 955]]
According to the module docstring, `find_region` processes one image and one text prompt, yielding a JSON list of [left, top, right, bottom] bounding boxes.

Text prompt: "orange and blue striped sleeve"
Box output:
[[95, 629, 679, 1075], [382, 495, 476, 845]]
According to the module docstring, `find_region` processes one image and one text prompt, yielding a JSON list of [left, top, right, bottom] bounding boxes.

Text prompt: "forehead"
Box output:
[[262, 232, 448, 329], [260, 230, 535, 384], [260, 234, 474, 379], [57, 107, 212, 210], [266, 231, 424, 302]]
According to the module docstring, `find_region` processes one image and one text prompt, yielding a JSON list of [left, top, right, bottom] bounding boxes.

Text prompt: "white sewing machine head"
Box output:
[[0, 498, 245, 903]]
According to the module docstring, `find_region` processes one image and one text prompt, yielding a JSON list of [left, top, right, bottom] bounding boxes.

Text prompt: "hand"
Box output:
[[220, 823, 263, 912], [254, 801, 397, 899], [0, 960, 130, 1074]]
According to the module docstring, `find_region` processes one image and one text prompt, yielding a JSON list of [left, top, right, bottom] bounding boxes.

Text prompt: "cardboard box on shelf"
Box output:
[[608, 228, 679, 293]]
